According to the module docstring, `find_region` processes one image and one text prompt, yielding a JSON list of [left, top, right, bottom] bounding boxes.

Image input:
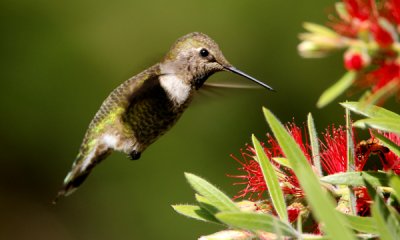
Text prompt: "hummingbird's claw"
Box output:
[[129, 150, 141, 160]]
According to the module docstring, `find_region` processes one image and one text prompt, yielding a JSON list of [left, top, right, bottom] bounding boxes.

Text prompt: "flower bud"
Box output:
[[344, 49, 370, 70]]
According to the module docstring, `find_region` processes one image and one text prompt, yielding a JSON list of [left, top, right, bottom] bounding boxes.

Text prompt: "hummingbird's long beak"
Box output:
[[224, 66, 275, 91]]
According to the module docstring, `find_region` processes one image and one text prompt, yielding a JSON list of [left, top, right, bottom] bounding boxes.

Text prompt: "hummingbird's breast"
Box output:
[[124, 81, 191, 151]]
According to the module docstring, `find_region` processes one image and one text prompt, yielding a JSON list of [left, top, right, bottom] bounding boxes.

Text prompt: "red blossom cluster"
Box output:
[[299, 0, 400, 101], [229, 121, 400, 221], [334, 0, 400, 91]]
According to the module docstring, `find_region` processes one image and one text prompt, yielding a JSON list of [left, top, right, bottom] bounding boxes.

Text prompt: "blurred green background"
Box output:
[[0, 0, 360, 239]]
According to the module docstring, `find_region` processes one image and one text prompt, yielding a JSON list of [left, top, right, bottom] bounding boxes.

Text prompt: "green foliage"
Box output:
[[316, 71, 356, 108], [340, 102, 400, 119], [342, 102, 400, 134], [353, 118, 400, 134], [184, 173, 239, 212], [174, 103, 400, 239], [263, 108, 357, 240], [307, 113, 322, 176]]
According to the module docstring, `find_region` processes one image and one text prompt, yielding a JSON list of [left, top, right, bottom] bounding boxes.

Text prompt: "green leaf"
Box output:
[[341, 213, 378, 234], [195, 194, 219, 215], [321, 171, 390, 187], [172, 204, 220, 224], [317, 71, 356, 108], [345, 107, 357, 214], [307, 113, 322, 176], [341, 102, 400, 119], [215, 212, 298, 237], [373, 131, 400, 158], [358, 81, 399, 107], [184, 173, 239, 212], [345, 106, 355, 171], [390, 175, 400, 202], [353, 118, 400, 134], [252, 134, 288, 222], [263, 108, 356, 240]]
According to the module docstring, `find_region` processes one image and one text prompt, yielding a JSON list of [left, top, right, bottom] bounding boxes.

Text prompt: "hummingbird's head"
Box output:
[[162, 32, 274, 91], [162, 32, 230, 89]]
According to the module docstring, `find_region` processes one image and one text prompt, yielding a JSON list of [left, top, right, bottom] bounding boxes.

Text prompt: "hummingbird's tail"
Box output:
[[53, 145, 111, 204]]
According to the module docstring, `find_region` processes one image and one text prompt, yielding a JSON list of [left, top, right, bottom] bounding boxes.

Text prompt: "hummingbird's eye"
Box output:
[[199, 48, 209, 57]]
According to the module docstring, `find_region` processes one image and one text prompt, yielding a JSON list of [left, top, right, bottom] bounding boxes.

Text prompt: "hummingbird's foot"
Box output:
[[129, 150, 141, 160]]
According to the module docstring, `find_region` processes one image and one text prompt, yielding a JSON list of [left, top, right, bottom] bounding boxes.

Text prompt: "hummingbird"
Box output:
[[55, 32, 274, 202]]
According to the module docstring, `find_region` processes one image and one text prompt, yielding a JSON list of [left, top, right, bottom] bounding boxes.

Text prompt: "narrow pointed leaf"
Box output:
[[345, 106, 356, 213], [184, 173, 239, 212], [321, 171, 390, 187], [353, 118, 400, 134], [215, 212, 298, 237], [195, 194, 219, 215], [341, 213, 378, 234], [358, 81, 399, 108], [373, 131, 400, 159], [390, 175, 400, 202], [317, 71, 356, 108], [307, 113, 322, 176], [172, 204, 221, 224], [346, 106, 355, 171], [341, 102, 400, 119], [252, 134, 287, 222], [263, 108, 356, 240]]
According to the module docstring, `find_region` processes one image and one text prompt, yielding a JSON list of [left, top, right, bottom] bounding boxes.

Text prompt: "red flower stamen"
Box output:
[[320, 125, 351, 174]]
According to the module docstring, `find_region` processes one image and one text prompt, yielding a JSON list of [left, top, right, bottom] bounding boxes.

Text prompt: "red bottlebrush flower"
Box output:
[[370, 21, 394, 47], [384, 0, 400, 25], [342, 0, 394, 47], [344, 0, 373, 22], [229, 152, 267, 200], [229, 122, 308, 200], [300, 0, 400, 103], [285, 122, 312, 162], [369, 60, 400, 92]]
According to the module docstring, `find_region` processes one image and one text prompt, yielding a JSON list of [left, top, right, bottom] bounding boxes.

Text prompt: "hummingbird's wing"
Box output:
[[54, 64, 161, 203]]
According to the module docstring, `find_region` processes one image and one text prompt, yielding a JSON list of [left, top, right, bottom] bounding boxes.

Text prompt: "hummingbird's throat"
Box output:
[[194, 75, 209, 90]]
